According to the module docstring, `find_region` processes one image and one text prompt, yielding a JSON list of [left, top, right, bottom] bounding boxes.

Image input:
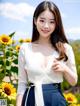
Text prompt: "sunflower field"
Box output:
[[0, 33, 80, 106]]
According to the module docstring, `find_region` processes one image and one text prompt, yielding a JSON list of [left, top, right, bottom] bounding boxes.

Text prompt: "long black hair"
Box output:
[[32, 1, 68, 61]]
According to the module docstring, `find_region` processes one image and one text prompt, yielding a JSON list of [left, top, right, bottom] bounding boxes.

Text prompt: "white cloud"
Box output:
[[0, 2, 35, 22], [65, 27, 80, 40], [62, 0, 80, 3], [0, 2, 67, 21], [66, 27, 80, 34]]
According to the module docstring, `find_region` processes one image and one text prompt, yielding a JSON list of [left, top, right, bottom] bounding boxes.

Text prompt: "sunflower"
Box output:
[[12, 40, 16, 44], [19, 39, 24, 43], [16, 45, 20, 51], [1, 82, 16, 100], [0, 88, 2, 94], [24, 38, 31, 42], [69, 104, 77, 106], [77, 104, 80, 106], [64, 93, 78, 104], [0, 34, 12, 45]]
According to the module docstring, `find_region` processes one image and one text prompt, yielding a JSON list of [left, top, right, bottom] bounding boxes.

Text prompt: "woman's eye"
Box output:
[[40, 20, 44, 22], [50, 21, 55, 24]]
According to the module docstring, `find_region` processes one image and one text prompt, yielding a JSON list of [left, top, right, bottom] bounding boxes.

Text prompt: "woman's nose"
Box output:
[[44, 22, 49, 28]]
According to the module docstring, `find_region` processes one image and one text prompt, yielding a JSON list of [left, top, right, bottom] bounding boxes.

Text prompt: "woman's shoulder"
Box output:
[[64, 43, 72, 50], [20, 42, 30, 49], [63, 43, 73, 55], [19, 42, 31, 53]]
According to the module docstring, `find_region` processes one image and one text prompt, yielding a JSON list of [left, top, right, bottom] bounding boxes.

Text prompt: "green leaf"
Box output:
[[6, 66, 11, 70], [11, 66, 18, 74], [0, 56, 3, 60], [0, 73, 5, 82], [6, 60, 10, 66], [9, 32, 15, 38], [0, 60, 4, 65], [0, 47, 3, 51], [12, 50, 18, 56], [13, 59, 18, 64], [6, 50, 11, 57], [0, 67, 3, 72], [7, 57, 12, 61]]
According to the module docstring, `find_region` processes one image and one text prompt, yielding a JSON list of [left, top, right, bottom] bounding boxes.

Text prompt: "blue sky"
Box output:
[[0, 0, 80, 40]]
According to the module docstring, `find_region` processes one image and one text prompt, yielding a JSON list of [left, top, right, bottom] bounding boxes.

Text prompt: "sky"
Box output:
[[0, 0, 80, 40]]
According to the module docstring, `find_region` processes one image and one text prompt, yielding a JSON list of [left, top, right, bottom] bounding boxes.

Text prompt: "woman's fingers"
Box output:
[[52, 59, 64, 72], [52, 60, 59, 71]]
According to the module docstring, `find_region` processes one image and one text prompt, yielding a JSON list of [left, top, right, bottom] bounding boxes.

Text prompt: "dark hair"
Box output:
[[32, 1, 68, 61]]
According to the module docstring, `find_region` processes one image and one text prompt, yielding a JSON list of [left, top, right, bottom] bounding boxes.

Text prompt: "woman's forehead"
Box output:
[[38, 9, 55, 20]]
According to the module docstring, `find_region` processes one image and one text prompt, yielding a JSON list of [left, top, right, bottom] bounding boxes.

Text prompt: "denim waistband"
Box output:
[[28, 83, 61, 90], [24, 83, 61, 106], [42, 83, 61, 90]]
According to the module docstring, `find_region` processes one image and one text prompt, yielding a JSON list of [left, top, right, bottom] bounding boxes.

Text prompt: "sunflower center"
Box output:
[[2, 37, 9, 43], [4, 87, 11, 95], [17, 46, 20, 50], [67, 97, 73, 101]]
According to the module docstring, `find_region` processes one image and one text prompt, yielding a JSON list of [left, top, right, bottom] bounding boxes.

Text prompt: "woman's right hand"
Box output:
[[16, 94, 23, 106]]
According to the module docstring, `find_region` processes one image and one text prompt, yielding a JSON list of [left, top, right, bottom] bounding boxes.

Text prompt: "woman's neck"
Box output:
[[36, 37, 51, 46]]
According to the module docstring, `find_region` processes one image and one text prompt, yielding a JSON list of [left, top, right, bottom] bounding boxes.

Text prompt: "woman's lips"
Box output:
[[41, 29, 50, 33]]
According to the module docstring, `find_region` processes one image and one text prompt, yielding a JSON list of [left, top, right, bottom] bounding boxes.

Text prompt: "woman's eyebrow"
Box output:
[[50, 19, 55, 21], [39, 17, 45, 19], [40, 17, 55, 20]]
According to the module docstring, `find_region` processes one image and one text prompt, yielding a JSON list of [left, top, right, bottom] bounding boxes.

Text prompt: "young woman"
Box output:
[[16, 1, 78, 106]]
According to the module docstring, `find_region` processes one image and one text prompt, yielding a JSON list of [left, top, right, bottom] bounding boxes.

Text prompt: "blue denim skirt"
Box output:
[[21, 83, 67, 106]]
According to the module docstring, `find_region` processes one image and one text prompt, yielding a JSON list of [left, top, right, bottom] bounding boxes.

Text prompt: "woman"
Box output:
[[16, 1, 78, 106]]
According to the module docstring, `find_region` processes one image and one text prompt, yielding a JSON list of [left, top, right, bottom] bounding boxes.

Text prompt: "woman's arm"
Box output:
[[16, 44, 28, 106], [63, 43, 78, 86], [52, 43, 78, 86], [63, 64, 77, 86], [16, 94, 23, 106]]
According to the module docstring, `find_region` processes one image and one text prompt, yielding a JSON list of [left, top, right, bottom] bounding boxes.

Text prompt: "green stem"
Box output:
[[8, 47, 13, 84], [2, 45, 6, 75], [8, 72, 12, 83]]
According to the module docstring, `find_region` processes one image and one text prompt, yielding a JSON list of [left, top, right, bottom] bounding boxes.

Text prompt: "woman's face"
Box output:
[[35, 9, 56, 39]]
